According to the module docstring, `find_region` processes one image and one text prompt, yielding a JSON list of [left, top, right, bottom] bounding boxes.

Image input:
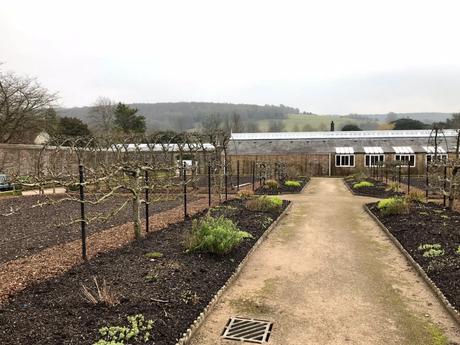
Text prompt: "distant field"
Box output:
[[255, 114, 383, 132]]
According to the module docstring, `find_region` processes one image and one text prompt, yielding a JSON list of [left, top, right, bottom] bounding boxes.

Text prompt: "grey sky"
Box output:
[[1, 0, 459, 114]]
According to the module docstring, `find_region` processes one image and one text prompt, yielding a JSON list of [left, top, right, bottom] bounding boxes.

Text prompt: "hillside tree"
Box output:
[[89, 97, 115, 133], [114, 103, 146, 134]]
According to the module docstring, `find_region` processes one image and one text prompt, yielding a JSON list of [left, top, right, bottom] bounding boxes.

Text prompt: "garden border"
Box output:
[[363, 204, 460, 326], [174, 201, 293, 345]]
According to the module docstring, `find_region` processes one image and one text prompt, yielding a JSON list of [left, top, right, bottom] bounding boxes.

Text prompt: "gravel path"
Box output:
[[189, 178, 460, 345]]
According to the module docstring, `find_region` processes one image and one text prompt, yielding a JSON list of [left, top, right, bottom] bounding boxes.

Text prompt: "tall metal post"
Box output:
[[252, 161, 255, 191], [145, 170, 149, 233], [236, 160, 240, 191], [183, 162, 187, 219], [208, 163, 211, 207], [443, 166, 447, 207], [224, 163, 228, 201], [398, 164, 401, 185], [425, 164, 429, 198], [78, 164, 87, 261], [407, 162, 411, 194]]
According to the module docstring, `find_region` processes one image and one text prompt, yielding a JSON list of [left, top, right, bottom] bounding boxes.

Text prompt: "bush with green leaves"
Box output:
[[377, 197, 409, 215], [406, 191, 425, 204], [352, 181, 374, 189], [284, 180, 301, 188], [94, 314, 154, 345], [245, 196, 283, 212], [184, 215, 252, 255], [418, 244, 445, 258]]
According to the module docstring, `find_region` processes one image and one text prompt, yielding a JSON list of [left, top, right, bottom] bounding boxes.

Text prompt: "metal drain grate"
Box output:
[[221, 317, 273, 343]]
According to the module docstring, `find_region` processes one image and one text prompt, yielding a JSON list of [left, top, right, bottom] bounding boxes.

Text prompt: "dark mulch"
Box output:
[[369, 202, 460, 312], [0, 198, 288, 345], [345, 178, 403, 198], [0, 194, 195, 264], [255, 178, 309, 195]]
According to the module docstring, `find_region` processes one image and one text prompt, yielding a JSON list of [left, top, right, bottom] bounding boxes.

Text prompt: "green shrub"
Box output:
[[94, 314, 154, 345], [353, 181, 374, 189], [184, 215, 252, 255], [245, 196, 283, 212], [418, 244, 445, 258], [284, 180, 301, 188], [456, 246, 460, 255], [264, 179, 279, 189], [377, 197, 409, 215]]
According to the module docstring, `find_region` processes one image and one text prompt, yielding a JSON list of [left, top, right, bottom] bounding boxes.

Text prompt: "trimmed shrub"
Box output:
[[237, 189, 254, 200], [245, 196, 283, 212], [284, 180, 301, 188], [264, 179, 279, 189], [353, 181, 374, 189], [184, 215, 252, 255], [377, 197, 409, 215]]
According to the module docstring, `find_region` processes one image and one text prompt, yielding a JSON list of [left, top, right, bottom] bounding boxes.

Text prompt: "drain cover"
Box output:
[[221, 317, 272, 343]]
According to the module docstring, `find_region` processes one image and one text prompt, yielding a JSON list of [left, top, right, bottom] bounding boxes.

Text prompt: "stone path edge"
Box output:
[[174, 201, 293, 345], [364, 204, 460, 326]]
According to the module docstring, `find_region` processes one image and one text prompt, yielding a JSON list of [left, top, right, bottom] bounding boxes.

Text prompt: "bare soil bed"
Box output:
[[368, 201, 460, 312], [345, 178, 403, 198], [0, 198, 288, 345], [0, 194, 197, 263], [255, 178, 309, 195]]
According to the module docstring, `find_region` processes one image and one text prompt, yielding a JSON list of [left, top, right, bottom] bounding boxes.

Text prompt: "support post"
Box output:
[[398, 165, 401, 186], [224, 163, 228, 201], [78, 164, 87, 261], [407, 162, 411, 194], [183, 162, 187, 219], [443, 166, 447, 207], [145, 170, 149, 233], [425, 163, 429, 198], [208, 163, 211, 207], [252, 161, 255, 191], [236, 160, 240, 191]]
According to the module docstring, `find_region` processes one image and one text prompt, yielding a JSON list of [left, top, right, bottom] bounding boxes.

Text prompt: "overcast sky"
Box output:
[[1, 0, 460, 114]]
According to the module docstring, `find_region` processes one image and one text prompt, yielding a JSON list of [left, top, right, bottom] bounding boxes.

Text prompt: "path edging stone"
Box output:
[[175, 201, 293, 345], [364, 204, 460, 326]]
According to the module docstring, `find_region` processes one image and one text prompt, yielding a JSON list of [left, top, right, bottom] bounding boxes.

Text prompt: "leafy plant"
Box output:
[[184, 215, 252, 255], [418, 244, 445, 258], [260, 216, 273, 229], [456, 246, 460, 254], [144, 252, 163, 259], [264, 179, 279, 189], [144, 272, 159, 282], [94, 314, 154, 345], [377, 197, 409, 215], [81, 277, 119, 306], [353, 181, 374, 189], [284, 180, 301, 187], [245, 196, 283, 212]]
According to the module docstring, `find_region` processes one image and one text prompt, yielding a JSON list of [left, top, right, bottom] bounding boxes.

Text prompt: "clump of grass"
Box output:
[[353, 181, 374, 189], [406, 190, 426, 204], [418, 244, 445, 258], [95, 314, 154, 345], [144, 272, 159, 282], [377, 197, 409, 215], [284, 180, 301, 187], [80, 277, 119, 306], [245, 196, 283, 212], [144, 252, 163, 259], [386, 182, 400, 192], [237, 189, 254, 200], [264, 179, 279, 189], [184, 215, 252, 255]]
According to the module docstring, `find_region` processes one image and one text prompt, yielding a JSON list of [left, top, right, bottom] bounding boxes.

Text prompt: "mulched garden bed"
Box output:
[[255, 178, 309, 195], [368, 201, 460, 312], [345, 178, 403, 198], [0, 194, 197, 264], [0, 198, 289, 345]]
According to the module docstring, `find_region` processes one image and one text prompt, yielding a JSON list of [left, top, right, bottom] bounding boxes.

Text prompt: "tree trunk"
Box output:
[[132, 192, 142, 240]]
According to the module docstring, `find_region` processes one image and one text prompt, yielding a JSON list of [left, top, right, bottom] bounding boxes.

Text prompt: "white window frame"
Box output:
[[426, 154, 448, 165], [394, 154, 416, 167], [335, 154, 355, 167], [364, 154, 385, 167]]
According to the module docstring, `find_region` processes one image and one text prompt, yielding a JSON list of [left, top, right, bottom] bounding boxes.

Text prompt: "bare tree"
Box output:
[[89, 97, 115, 133], [0, 68, 58, 143]]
